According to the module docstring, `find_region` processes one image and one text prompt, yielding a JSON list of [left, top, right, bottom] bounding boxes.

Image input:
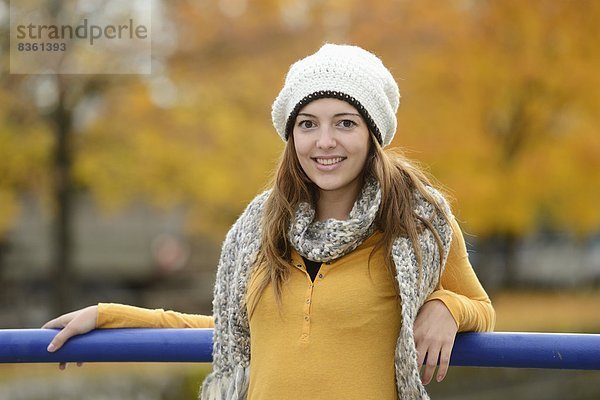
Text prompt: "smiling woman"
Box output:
[[292, 98, 371, 220], [42, 43, 495, 400]]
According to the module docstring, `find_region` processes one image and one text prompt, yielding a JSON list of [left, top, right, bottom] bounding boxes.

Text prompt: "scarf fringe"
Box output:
[[200, 367, 250, 400]]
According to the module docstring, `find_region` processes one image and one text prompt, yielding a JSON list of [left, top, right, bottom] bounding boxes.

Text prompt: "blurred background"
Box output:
[[1, 0, 599, 399]]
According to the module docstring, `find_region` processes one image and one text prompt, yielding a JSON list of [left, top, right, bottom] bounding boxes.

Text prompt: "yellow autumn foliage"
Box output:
[[0, 0, 598, 239]]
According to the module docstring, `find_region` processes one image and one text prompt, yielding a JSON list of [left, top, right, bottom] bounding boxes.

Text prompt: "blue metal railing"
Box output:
[[1, 329, 599, 370]]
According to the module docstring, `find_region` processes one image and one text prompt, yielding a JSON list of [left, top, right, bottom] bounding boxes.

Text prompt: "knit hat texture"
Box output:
[[271, 43, 400, 146]]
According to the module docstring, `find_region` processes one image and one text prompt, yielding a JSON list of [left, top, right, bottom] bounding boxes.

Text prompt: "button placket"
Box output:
[[300, 269, 315, 341]]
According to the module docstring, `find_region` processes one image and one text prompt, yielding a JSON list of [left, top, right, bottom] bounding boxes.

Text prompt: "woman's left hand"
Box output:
[[413, 299, 458, 385]]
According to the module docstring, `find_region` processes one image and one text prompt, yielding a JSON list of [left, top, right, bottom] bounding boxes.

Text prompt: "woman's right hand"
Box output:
[[41, 305, 98, 369]]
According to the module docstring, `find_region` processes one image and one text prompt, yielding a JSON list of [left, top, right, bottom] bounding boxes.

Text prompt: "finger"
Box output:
[[436, 341, 454, 382], [416, 342, 427, 369], [47, 326, 77, 352], [42, 311, 75, 329], [421, 347, 440, 385], [42, 317, 64, 329]]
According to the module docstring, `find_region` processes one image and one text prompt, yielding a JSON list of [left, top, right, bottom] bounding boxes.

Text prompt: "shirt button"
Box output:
[[306, 299, 310, 304], [318, 273, 324, 279], [304, 316, 310, 321]]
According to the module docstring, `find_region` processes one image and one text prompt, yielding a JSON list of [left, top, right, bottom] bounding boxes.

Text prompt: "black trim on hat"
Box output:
[[284, 90, 383, 145]]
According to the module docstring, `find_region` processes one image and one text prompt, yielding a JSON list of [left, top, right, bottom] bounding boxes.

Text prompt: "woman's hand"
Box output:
[[41, 305, 98, 370], [414, 299, 458, 385]]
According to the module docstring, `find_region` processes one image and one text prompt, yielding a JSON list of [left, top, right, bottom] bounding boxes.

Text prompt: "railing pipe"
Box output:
[[0, 329, 599, 370], [0, 328, 213, 363]]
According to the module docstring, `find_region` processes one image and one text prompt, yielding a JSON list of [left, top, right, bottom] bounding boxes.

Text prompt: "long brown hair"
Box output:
[[249, 131, 451, 316]]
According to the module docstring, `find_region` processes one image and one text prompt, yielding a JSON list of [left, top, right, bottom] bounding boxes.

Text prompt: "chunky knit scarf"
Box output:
[[289, 179, 381, 263], [201, 181, 453, 400]]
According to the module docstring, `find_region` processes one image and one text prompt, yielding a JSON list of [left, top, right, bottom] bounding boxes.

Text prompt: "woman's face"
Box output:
[[292, 97, 370, 201]]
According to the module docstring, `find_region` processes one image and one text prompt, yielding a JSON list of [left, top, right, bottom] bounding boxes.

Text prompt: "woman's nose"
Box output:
[[316, 127, 336, 149]]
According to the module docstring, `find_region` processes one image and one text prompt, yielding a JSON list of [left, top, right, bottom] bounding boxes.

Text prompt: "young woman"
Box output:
[[43, 44, 495, 400]]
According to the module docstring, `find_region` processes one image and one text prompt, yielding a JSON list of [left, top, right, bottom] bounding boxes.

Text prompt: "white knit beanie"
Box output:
[[271, 43, 400, 147]]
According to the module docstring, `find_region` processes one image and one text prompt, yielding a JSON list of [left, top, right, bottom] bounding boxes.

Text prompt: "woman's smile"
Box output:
[[312, 156, 346, 170]]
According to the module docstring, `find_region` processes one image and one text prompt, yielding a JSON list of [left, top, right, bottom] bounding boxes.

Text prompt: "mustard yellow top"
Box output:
[[245, 230, 401, 399], [97, 303, 214, 328], [97, 219, 494, 399]]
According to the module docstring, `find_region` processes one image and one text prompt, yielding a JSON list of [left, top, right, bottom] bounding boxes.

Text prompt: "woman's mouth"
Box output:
[[313, 157, 345, 165], [312, 156, 346, 170]]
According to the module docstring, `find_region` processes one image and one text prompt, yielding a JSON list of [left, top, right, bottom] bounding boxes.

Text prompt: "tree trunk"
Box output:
[[471, 232, 520, 292], [501, 233, 519, 288], [51, 82, 76, 315]]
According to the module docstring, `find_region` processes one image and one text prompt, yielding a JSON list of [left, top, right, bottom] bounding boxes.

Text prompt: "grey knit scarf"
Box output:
[[289, 178, 380, 262], [201, 181, 453, 400]]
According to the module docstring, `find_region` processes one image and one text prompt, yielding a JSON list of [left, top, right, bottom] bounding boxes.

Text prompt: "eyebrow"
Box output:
[[297, 112, 362, 118]]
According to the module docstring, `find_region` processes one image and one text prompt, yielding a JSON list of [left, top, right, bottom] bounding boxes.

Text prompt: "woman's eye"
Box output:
[[299, 120, 316, 129], [338, 119, 357, 128]]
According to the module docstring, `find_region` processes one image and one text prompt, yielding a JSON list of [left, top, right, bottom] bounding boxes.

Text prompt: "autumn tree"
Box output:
[[345, 0, 600, 285]]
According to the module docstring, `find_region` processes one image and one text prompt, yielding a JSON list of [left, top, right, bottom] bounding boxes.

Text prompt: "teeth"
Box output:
[[315, 157, 343, 165]]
